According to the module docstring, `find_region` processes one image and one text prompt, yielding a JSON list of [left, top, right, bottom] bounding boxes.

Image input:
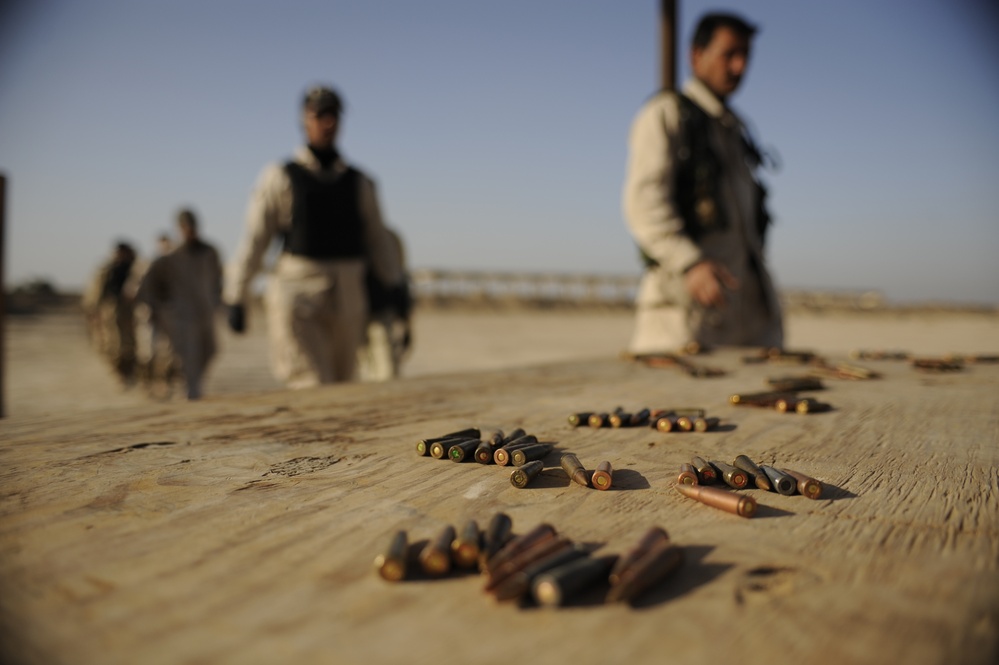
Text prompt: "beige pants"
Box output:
[[265, 255, 368, 389]]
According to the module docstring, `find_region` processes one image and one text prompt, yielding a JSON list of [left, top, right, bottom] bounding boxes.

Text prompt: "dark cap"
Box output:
[[302, 85, 343, 116]]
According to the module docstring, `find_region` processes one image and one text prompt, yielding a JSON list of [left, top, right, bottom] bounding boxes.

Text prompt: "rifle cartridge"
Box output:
[[430, 436, 477, 459], [655, 414, 679, 432], [486, 537, 573, 592], [608, 526, 670, 585], [608, 411, 631, 428], [568, 412, 593, 427], [484, 429, 504, 447], [591, 461, 613, 490], [781, 467, 823, 499], [510, 460, 545, 488], [729, 390, 795, 407], [474, 442, 496, 464], [501, 428, 527, 444], [795, 399, 831, 414], [629, 408, 652, 426], [733, 455, 772, 491], [480, 512, 514, 571], [674, 483, 757, 518], [374, 530, 408, 582], [491, 544, 588, 602], [760, 465, 797, 495], [675, 415, 695, 432], [588, 413, 609, 428], [511, 443, 553, 467], [690, 456, 718, 484], [419, 524, 456, 577], [486, 523, 558, 575], [448, 438, 482, 462], [677, 463, 699, 486], [693, 416, 720, 432], [494, 438, 539, 466], [560, 453, 590, 488], [606, 541, 684, 603], [416, 428, 481, 456], [451, 519, 481, 569], [711, 461, 749, 489], [532, 555, 618, 608], [774, 396, 797, 413]]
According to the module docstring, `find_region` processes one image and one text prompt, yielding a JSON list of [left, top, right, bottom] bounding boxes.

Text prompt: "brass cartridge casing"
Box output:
[[480, 512, 514, 570], [448, 438, 482, 462], [608, 526, 670, 585], [781, 467, 823, 499], [608, 411, 631, 428], [733, 455, 772, 491], [560, 453, 590, 488], [452, 520, 481, 569], [711, 461, 748, 490], [760, 465, 797, 495], [796, 399, 831, 414], [675, 415, 695, 432], [493, 438, 538, 466], [419, 524, 456, 577], [677, 463, 699, 486], [474, 442, 495, 464], [374, 530, 408, 582], [690, 456, 718, 484], [430, 436, 477, 459], [568, 412, 593, 427], [656, 415, 679, 432], [674, 483, 757, 518], [606, 541, 684, 603], [532, 555, 618, 608], [486, 523, 558, 575], [510, 460, 545, 488], [486, 537, 573, 592], [511, 443, 553, 467], [491, 544, 588, 602], [693, 416, 720, 432], [591, 461, 613, 490]]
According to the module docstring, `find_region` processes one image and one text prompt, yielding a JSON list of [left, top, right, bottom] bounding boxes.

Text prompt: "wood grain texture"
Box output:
[[1, 350, 997, 665]]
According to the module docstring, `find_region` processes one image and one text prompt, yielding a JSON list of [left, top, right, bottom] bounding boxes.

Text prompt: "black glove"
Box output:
[[227, 304, 246, 334]]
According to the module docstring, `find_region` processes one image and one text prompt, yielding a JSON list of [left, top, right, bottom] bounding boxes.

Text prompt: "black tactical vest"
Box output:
[[281, 162, 366, 259]]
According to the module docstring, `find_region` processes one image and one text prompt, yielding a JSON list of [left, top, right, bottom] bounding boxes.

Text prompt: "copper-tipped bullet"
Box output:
[[760, 465, 797, 495], [511, 443, 553, 467], [693, 416, 720, 432], [532, 555, 618, 608], [711, 461, 749, 490], [674, 483, 757, 518], [419, 524, 456, 576], [448, 438, 482, 462], [451, 519, 481, 569], [691, 456, 718, 484], [486, 523, 557, 575], [606, 541, 684, 603], [491, 544, 589, 602], [567, 412, 593, 427], [591, 461, 613, 490], [560, 453, 590, 488], [781, 467, 823, 499], [677, 463, 699, 486], [510, 460, 545, 488], [608, 526, 669, 585], [374, 530, 408, 581], [733, 455, 772, 491], [479, 512, 514, 571], [486, 537, 573, 593]]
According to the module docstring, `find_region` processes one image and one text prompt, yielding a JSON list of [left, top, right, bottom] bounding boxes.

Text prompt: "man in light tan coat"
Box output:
[[224, 85, 403, 388], [623, 12, 783, 353]]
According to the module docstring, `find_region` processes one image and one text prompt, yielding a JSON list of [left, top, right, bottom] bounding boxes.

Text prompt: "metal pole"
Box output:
[[0, 173, 6, 418], [660, 0, 677, 91]]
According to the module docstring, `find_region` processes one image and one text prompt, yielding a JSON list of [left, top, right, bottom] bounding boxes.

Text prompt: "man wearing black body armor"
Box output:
[[623, 12, 783, 352], [224, 85, 404, 387]]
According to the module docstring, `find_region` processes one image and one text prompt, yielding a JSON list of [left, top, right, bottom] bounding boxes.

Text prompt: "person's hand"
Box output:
[[227, 304, 246, 334], [684, 260, 738, 308]]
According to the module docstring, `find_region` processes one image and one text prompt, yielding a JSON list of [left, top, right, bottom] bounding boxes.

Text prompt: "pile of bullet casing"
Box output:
[[729, 390, 831, 414], [569, 407, 721, 433], [375, 514, 684, 607]]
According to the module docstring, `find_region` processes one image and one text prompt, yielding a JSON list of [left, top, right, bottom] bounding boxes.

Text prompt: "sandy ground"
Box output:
[[3, 305, 998, 420]]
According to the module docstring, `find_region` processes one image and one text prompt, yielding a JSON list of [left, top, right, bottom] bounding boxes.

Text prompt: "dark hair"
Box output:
[[177, 209, 198, 229], [692, 12, 757, 49]]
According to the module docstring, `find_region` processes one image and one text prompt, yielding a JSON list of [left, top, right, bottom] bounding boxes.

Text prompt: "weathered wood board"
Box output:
[[1, 351, 997, 665]]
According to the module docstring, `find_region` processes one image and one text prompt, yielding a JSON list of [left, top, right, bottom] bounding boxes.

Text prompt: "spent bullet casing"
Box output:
[[511, 443, 553, 467], [560, 453, 590, 488], [781, 467, 823, 499], [675, 483, 757, 518], [419, 524, 456, 576], [568, 412, 593, 427], [608, 526, 670, 585], [491, 544, 589, 601], [532, 554, 618, 608], [690, 456, 718, 484], [486, 523, 558, 575], [760, 465, 797, 495], [510, 460, 545, 488], [606, 541, 684, 603], [591, 461, 613, 490], [448, 438, 483, 462], [375, 530, 408, 582], [733, 454, 772, 491], [452, 519, 481, 569], [677, 463, 699, 486], [480, 512, 514, 570]]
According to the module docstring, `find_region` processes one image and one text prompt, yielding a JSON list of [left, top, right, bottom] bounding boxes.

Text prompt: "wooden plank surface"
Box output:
[[1, 350, 997, 665]]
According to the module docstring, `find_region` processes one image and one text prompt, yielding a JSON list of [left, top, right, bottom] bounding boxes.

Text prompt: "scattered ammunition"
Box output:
[[501, 428, 527, 444], [608, 411, 632, 428], [532, 555, 618, 608], [568, 412, 593, 427], [486, 523, 558, 575], [674, 415, 695, 432], [629, 408, 651, 426], [486, 537, 574, 594], [448, 438, 482, 462], [484, 429, 505, 447], [491, 544, 589, 601], [733, 455, 771, 491], [851, 349, 911, 361], [511, 443, 554, 467], [608, 526, 669, 585], [911, 358, 964, 372], [480, 512, 514, 570], [374, 530, 408, 581], [774, 396, 798, 413], [794, 399, 831, 414], [809, 362, 880, 380], [781, 467, 823, 500], [677, 463, 699, 486], [589, 408, 623, 428], [710, 461, 749, 490], [505, 433, 538, 447], [743, 348, 816, 365], [730, 390, 796, 407], [510, 460, 545, 488], [945, 353, 999, 364], [416, 427, 480, 456], [674, 483, 757, 518], [419, 524, 456, 577], [430, 436, 478, 459], [474, 441, 496, 464], [451, 520, 481, 569], [760, 465, 797, 495], [494, 437, 539, 466], [767, 375, 825, 392], [693, 416, 720, 432], [655, 414, 679, 432], [690, 456, 718, 484], [560, 453, 590, 488], [591, 461, 613, 490], [606, 541, 684, 603]]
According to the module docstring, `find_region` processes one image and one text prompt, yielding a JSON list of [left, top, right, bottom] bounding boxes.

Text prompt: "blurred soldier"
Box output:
[[623, 12, 783, 352], [358, 227, 412, 381], [82, 241, 140, 387], [136, 232, 179, 395], [224, 84, 404, 388], [139, 210, 222, 399]]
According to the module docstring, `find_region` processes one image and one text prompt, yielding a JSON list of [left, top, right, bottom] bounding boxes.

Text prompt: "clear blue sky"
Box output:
[[1, 0, 997, 304]]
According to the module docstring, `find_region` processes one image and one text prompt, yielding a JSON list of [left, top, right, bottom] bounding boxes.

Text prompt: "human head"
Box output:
[[690, 12, 757, 100], [114, 241, 136, 263], [301, 84, 343, 149], [156, 233, 173, 255], [176, 209, 199, 243]]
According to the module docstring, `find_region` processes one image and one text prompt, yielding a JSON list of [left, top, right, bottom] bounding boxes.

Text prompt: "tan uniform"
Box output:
[[622, 78, 783, 352], [225, 148, 403, 389], [139, 240, 222, 399], [82, 258, 140, 385]]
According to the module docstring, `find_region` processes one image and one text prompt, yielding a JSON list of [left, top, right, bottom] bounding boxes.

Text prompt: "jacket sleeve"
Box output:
[[622, 95, 703, 275], [358, 175, 404, 287], [224, 164, 285, 306]]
